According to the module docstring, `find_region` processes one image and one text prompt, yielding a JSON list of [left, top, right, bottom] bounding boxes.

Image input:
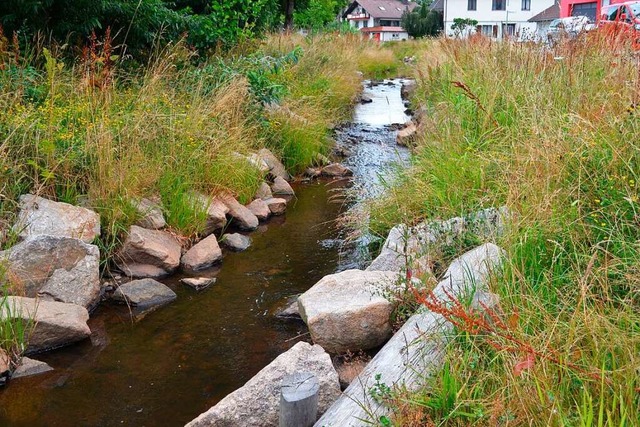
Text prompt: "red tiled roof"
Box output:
[[344, 0, 417, 20], [529, 2, 560, 22]]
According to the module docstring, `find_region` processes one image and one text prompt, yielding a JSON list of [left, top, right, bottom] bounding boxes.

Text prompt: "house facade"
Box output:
[[559, 0, 603, 20], [441, 0, 557, 39], [528, 2, 560, 39], [342, 0, 418, 41]]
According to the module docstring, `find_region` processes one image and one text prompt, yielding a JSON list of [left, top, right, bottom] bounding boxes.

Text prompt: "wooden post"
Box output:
[[279, 371, 319, 427]]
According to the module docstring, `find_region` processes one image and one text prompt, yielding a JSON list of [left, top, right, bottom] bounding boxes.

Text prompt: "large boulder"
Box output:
[[13, 194, 100, 243], [181, 234, 223, 272], [116, 226, 182, 278], [316, 244, 505, 426], [258, 148, 290, 181], [271, 176, 295, 196], [0, 235, 101, 309], [247, 199, 270, 221], [133, 198, 166, 230], [222, 196, 259, 231], [186, 341, 340, 427], [298, 270, 400, 354], [0, 297, 91, 353], [112, 278, 177, 311]]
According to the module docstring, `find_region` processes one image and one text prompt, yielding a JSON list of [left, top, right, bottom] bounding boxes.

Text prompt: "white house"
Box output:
[[528, 2, 560, 40], [342, 0, 418, 41], [441, 0, 557, 39]]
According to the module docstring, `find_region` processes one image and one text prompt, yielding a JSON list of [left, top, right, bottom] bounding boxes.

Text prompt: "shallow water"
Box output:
[[0, 79, 412, 427]]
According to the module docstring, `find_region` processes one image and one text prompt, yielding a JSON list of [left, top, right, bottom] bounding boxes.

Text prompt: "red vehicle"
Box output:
[[598, 1, 640, 47], [599, 1, 640, 29]]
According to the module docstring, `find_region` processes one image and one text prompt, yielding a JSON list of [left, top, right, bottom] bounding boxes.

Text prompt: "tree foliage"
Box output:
[[401, 3, 443, 38], [451, 17, 478, 37], [0, 0, 284, 56]]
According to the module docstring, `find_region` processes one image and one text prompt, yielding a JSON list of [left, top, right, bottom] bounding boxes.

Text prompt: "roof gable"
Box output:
[[344, 0, 418, 19]]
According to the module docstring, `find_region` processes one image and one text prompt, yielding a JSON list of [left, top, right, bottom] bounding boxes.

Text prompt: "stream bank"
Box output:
[[0, 78, 411, 426]]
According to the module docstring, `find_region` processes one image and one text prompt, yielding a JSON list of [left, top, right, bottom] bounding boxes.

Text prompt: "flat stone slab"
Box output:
[[13, 194, 100, 243], [0, 297, 91, 353], [112, 279, 177, 310], [298, 269, 400, 354], [180, 277, 216, 291], [186, 342, 340, 427], [12, 357, 53, 379], [316, 244, 505, 426], [220, 233, 251, 252], [0, 235, 101, 309], [116, 226, 182, 278], [181, 234, 223, 272]]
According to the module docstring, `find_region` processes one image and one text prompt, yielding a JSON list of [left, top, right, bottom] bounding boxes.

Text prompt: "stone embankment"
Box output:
[[185, 207, 509, 426]]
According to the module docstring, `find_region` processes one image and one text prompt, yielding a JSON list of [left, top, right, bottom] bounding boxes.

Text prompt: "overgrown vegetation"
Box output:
[[0, 29, 403, 267], [363, 35, 640, 425]]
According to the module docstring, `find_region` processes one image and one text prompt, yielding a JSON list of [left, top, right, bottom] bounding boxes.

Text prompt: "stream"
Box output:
[[0, 79, 411, 427]]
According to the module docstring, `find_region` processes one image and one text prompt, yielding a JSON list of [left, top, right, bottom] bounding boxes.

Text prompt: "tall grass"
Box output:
[[363, 35, 640, 425], [0, 31, 392, 262]]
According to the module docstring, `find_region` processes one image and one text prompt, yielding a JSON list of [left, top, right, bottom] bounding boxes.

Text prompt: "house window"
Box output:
[[363, 20, 368, 28], [522, 0, 530, 11], [392, 33, 400, 39], [492, 0, 506, 10], [480, 25, 493, 36], [468, 0, 477, 10], [572, 2, 598, 21], [378, 6, 386, 10], [503, 23, 516, 36]]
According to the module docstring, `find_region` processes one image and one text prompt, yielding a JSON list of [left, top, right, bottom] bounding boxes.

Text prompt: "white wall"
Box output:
[[380, 31, 410, 41], [444, 0, 555, 39]]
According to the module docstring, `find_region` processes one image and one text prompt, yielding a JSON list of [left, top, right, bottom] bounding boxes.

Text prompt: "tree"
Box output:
[[401, 3, 443, 38], [451, 17, 478, 38], [293, 0, 343, 30]]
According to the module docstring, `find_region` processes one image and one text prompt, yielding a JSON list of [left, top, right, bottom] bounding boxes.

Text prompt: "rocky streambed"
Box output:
[[0, 79, 415, 426]]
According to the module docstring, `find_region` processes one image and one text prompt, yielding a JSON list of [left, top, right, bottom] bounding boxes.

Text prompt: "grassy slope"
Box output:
[[0, 32, 401, 262], [365, 36, 640, 425]]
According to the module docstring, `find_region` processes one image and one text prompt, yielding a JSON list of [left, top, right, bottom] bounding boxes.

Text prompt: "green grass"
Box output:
[[361, 35, 640, 426]]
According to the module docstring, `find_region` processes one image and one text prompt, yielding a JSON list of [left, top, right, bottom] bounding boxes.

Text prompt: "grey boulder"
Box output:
[[321, 163, 353, 177], [112, 278, 176, 310], [298, 269, 400, 354], [0, 296, 91, 353], [181, 234, 223, 272], [12, 357, 53, 379], [0, 235, 101, 309], [116, 226, 182, 278], [271, 176, 295, 196], [258, 148, 290, 181], [247, 199, 270, 221], [222, 196, 259, 231], [264, 198, 287, 215], [180, 277, 216, 291], [133, 198, 166, 229], [185, 341, 340, 427], [13, 194, 100, 243], [220, 233, 251, 252]]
